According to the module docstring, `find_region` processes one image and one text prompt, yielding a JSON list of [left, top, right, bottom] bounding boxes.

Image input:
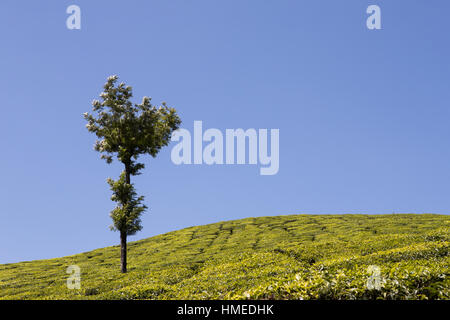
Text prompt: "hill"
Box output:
[[0, 214, 449, 299]]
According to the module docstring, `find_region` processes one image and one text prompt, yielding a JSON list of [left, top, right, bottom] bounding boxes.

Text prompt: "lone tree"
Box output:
[[84, 75, 181, 273]]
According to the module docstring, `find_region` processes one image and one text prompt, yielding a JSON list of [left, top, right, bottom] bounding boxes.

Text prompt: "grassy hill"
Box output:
[[0, 214, 449, 300]]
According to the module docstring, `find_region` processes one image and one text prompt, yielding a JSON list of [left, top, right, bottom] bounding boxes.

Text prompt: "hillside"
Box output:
[[0, 214, 449, 300]]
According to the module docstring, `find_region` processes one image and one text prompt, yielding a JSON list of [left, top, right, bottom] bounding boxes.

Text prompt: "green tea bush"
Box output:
[[0, 214, 448, 300]]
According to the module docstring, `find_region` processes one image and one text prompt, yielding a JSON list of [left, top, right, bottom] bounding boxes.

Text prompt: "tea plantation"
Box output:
[[0, 214, 448, 299]]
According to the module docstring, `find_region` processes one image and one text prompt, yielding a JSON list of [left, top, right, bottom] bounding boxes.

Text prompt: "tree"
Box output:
[[84, 75, 181, 273]]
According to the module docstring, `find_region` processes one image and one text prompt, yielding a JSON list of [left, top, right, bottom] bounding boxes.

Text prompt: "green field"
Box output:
[[0, 214, 449, 300]]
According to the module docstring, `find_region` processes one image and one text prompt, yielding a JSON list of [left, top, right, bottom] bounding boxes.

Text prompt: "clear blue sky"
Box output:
[[1, 0, 449, 263]]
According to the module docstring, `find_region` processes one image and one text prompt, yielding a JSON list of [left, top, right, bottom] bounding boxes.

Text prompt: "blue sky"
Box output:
[[0, 0, 449, 263]]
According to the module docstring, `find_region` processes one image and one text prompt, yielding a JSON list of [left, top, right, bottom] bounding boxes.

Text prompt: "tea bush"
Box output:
[[0, 214, 448, 299]]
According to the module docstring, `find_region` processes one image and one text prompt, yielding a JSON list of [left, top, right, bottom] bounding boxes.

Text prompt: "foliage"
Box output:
[[83, 75, 181, 169], [107, 172, 146, 235], [84, 75, 181, 235], [0, 214, 448, 300]]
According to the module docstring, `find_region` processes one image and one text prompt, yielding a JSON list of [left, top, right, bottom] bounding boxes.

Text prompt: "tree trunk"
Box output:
[[125, 162, 131, 184], [120, 161, 131, 273], [120, 230, 127, 273]]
